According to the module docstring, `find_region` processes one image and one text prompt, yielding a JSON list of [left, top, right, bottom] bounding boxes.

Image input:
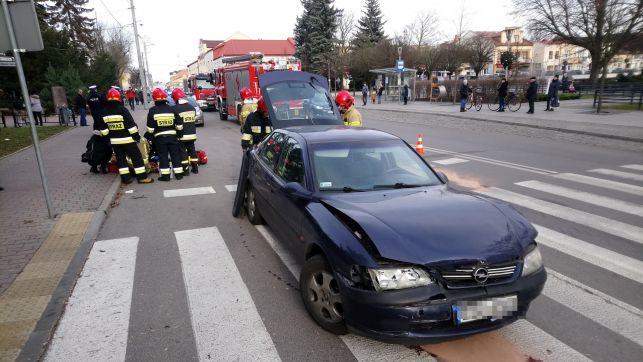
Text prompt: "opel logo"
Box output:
[[473, 267, 489, 283]]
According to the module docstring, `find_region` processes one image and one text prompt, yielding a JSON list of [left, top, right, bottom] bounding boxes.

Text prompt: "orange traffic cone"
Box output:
[[415, 134, 425, 154]]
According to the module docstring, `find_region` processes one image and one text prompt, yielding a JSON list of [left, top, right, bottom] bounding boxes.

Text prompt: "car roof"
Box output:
[[279, 125, 400, 144]]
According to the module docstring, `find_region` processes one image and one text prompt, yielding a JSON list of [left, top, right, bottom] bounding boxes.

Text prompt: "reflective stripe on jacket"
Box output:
[[342, 106, 362, 127]]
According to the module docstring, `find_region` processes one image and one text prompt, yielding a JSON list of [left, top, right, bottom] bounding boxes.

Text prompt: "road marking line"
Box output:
[[175, 227, 280, 361], [225, 184, 237, 192], [44, 237, 138, 362], [535, 225, 643, 283], [621, 164, 643, 171], [432, 157, 469, 165], [551, 173, 643, 195], [256, 224, 586, 362], [543, 268, 643, 347], [424, 146, 557, 175], [589, 168, 643, 182], [479, 187, 643, 245], [163, 186, 215, 198], [516, 180, 643, 216]]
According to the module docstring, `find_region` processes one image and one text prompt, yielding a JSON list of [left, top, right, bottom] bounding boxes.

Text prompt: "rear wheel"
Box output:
[[219, 100, 228, 120], [475, 96, 483, 111], [487, 96, 500, 111], [507, 95, 522, 112], [465, 96, 473, 110], [300, 255, 347, 335], [245, 185, 263, 225]]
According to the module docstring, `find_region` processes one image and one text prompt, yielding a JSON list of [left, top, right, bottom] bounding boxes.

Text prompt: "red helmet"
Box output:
[[106, 88, 121, 102], [240, 87, 254, 100], [152, 88, 167, 102], [335, 90, 354, 108], [257, 97, 267, 113], [171, 88, 186, 102]]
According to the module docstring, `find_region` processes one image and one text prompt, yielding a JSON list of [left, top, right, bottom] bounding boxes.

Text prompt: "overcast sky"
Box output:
[[89, 0, 521, 83]]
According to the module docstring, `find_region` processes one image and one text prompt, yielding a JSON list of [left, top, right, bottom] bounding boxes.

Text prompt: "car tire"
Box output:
[[300, 255, 347, 335], [245, 185, 263, 225]]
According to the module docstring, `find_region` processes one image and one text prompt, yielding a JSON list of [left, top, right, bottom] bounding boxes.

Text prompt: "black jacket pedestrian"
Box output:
[[498, 82, 508, 97], [547, 79, 559, 98], [459, 84, 471, 100], [75, 94, 87, 112], [87, 90, 106, 117], [526, 82, 538, 101]]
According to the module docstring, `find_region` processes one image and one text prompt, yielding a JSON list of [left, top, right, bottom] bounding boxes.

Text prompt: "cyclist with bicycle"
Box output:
[[497, 78, 508, 112], [459, 80, 471, 112]]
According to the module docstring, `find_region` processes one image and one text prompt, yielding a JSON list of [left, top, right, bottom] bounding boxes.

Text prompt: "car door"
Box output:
[[269, 136, 306, 252], [251, 132, 286, 227]]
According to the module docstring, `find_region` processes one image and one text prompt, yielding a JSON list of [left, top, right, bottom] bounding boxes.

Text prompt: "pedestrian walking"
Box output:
[[126, 87, 136, 111], [545, 75, 560, 111], [497, 77, 508, 112], [95, 88, 153, 184], [335, 90, 362, 127], [87, 85, 106, 126], [146, 88, 184, 181], [377, 85, 384, 104], [403, 84, 409, 105], [29, 94, 43, 126], [459, 80, 471, 112], [75, 89, 88, 126], [526, 77, 538, 114], [137, 89, 144, 104], [171, 88, 199, 175], [134, 89, 140, 105], [370, 87, 376, 104], [241, 97, 272, 150], [361, 83, 368, 106]]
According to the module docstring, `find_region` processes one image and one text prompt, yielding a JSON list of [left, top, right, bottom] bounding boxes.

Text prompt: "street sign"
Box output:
[[0, 0, 44, 52], [396, 59, 404, 72], [0, 55, 15, 66]]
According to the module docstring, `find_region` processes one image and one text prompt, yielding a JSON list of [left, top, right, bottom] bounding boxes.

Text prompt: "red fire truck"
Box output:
[[214, 52, 301, 120], [187, 73, 216, 111]]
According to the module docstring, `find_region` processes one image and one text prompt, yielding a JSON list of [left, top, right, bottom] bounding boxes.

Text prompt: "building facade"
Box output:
[[169, 69, 189, 90]]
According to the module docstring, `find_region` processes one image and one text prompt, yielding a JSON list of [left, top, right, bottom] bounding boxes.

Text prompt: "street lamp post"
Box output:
[[129, 0, 147, 108]]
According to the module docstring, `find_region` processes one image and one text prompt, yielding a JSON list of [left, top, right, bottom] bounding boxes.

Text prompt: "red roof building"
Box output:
[[212, 38, 296, 59]]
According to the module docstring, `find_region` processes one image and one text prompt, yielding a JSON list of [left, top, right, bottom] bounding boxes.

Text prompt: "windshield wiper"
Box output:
[[372, 183, 429, 189], [320, 186, 366, 192]]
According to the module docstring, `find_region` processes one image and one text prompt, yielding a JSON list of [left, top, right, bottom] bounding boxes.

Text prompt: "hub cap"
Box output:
[[307, 270, 343, 323]]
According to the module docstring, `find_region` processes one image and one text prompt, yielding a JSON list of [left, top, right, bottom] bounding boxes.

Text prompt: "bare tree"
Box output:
[[335, 11, 355, 89], [466, 35, 495, 77], [453, 0, 470, 45], [513, 0, 643, 112], [419, 45, 444, 77], [95, 24, 132, 86], [405, 11, 440, 47]]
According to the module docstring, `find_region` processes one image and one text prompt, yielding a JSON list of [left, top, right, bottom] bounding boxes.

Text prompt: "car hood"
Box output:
[[319, 186, 536, 266]]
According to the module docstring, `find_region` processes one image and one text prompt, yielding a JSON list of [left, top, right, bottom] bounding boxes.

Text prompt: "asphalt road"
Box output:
[[42, 107, 643, 362]]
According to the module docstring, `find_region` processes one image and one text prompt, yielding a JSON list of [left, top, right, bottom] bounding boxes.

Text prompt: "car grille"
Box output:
[[439, 263, 517, 289]]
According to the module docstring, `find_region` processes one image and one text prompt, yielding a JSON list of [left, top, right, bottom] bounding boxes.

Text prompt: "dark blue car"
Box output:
[[240, 72, 546, 344]]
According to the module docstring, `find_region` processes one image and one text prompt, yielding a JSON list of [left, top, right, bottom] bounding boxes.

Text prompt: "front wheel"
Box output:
[[300, 255, 347, 335], [219, 101, 228, 120], [507, 96, 522, 112], [465, 96, 473, 110], [487, 96, 500, 111], [475, 97, 483, 111], [245, 185, 263, 225]]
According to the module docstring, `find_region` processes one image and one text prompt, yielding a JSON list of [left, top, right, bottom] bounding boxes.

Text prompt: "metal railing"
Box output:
[[592, 87, 643, 110]]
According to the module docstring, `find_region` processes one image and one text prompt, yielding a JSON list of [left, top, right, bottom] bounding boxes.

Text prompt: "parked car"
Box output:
[[165, 94, 204, 127], [238, 72, 547, 344]]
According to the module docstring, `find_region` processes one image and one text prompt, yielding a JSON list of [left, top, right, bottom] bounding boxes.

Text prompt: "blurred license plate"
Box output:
[[453, 295, 518, 324]]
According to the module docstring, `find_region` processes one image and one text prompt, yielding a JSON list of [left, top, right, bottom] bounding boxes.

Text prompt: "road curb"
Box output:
[[16, 177, 121, 362], [368, 107, 643, 143]]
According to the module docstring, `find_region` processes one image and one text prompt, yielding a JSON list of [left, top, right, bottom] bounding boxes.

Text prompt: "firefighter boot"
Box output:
[[175, 173, 183, 180], [138, 177, 154, 184], [100, 164, 108, 174], [90, 165, 99, 174], [158, 175, 170, 182], [182, 166, 190, 176], [191, 164, 199, 174]]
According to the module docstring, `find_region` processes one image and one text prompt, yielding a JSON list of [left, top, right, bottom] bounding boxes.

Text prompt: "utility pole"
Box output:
[[142, 39, 152, 93], [129, 0, 147, 108]]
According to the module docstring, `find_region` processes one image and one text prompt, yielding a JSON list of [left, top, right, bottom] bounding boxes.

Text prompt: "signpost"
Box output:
[[1, 0, 54, 219], [0, 55, 16, 66]]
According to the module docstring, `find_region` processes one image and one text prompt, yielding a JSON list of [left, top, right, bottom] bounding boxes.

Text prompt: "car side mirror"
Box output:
[[437, 171, 449, 184], [283, 182, 313, 201]]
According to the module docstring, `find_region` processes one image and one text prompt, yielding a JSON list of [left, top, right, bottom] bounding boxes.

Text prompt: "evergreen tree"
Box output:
[[294, 0, 339, 72], [47, 0, 96, 56], [353, 0, 386, 48], [294, 0, 313, 70]]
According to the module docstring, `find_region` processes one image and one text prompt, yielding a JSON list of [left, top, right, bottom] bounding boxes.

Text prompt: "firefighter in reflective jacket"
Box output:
[[146, 88, 184, 181], [335, 90, 362, 127], [95, 88, 154, 184], [241, 97, 272, 150], [239, 87, 257, 129], [171, 88, 199, 175]]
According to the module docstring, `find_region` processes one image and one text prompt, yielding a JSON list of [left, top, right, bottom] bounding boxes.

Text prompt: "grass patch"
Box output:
[[0, 126, 71, 157], [604, 103, 643, 111]]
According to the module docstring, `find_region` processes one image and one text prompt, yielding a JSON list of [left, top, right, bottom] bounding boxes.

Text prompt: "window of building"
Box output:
[[549, 51, 553, 60], [555, 51, 560, 59]]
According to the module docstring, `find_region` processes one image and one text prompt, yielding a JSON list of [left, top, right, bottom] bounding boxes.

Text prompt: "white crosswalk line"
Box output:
[[535, 225, 643, 283], [589, 168, 643, 182], [175, 227, 280, 361], [45, 237, 138, 362], [225, 184, 237, 192], [432, 157, 469, 165], [621, 164, 643, 171], [516, 180, 643, 216], [543, 268, 643, 347], [551, 173, 643, 196], [479, 187, 643, 245], [255, 225, 586, 362], [163, 186, 215, 198]]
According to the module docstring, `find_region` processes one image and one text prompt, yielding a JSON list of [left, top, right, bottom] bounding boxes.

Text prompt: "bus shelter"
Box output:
[[369, 67, 418, 103]]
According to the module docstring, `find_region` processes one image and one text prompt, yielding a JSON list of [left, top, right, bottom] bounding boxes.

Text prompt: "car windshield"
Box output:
[[264, 81, 337, 123], [186, 96, 198, 108], [311, 140, 442, 191], [196, 79, 215, 90]]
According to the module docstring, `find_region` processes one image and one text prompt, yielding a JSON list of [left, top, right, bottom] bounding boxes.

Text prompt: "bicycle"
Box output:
[[506, 92, 522, 112], [465, 89, 483, 111], [487, 95, 500, 111]]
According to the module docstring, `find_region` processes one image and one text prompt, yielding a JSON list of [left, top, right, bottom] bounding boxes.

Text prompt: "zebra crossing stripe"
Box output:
[[516, 180, 643, 216], [163, 186, 215, 198], [535, 225, 643, 283], [589, 168, 643, 182], [44, 237, 138, 362], [432, 157, 469, 165], [225, 184, 237, 192], [175, 227, 280, 361], [551, 173, 643, 196], [479, 187, 643, 245], [543, 268, 643, 347], [620, 164, 643, 171], [254, 225, 585, 362]]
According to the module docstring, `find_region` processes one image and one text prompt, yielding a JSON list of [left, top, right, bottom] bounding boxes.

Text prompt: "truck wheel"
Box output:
[[219, 101, 228, 121]]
